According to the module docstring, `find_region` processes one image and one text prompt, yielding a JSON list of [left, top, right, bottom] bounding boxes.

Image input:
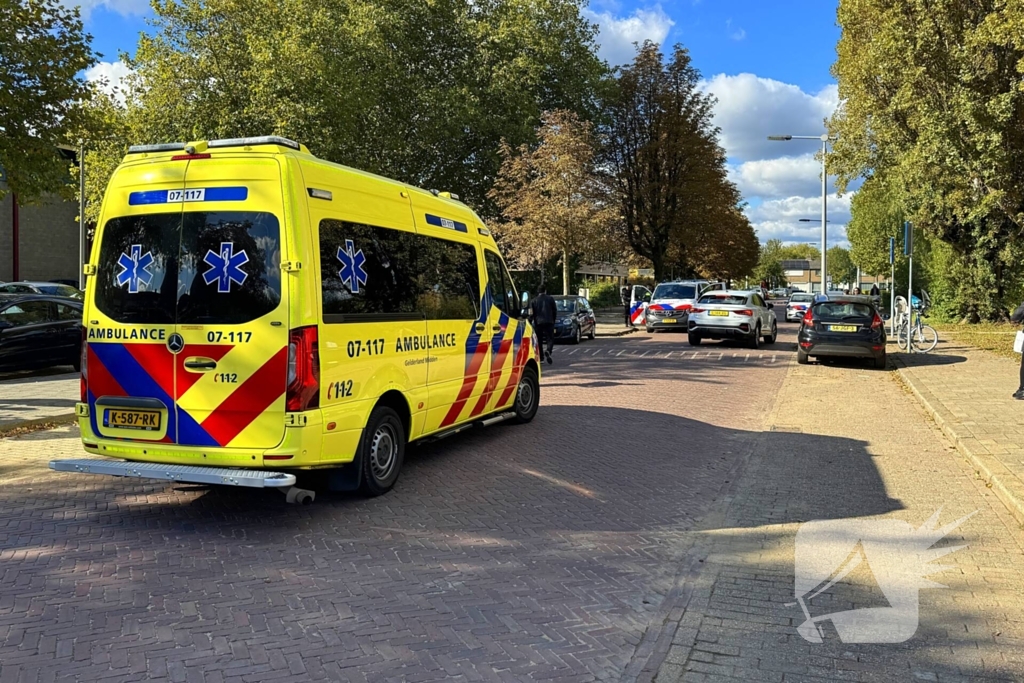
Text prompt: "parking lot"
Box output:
[[2, 319, 1024, 682]]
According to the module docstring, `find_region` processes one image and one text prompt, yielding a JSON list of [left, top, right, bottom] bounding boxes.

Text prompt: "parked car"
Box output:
[[785, 292, 815, 322], [796, 294, 886, 369], [0, 281, 84, 300], [48, 279, 81, 288], [553, 295, 596, 344], [0, 294, 83, 372], [687, 290, 778, 349], [644, 280, 726, 333]]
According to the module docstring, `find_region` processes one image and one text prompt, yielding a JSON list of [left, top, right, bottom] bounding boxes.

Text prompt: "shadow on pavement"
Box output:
[[895, 352, 969, 367]]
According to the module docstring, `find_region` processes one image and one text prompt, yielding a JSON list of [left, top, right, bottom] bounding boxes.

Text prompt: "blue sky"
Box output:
[[80, 0, 847, 247]]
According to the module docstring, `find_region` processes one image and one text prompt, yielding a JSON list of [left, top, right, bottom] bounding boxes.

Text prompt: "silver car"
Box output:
[[785, 292, 815, 322], [687, 290, 778, 349]]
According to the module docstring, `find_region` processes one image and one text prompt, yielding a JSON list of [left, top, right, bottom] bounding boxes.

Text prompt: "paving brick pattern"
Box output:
[[653, 352, 1024, 683], [0, 333, 791, 682]]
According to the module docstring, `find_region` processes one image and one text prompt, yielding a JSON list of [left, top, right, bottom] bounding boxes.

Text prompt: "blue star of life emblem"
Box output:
[[116, 244, 155, 294], [202, 241, 249, 293], [337, 239, 368, 293]]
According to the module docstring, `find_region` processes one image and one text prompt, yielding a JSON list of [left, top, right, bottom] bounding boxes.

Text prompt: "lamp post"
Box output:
[[769, 134, 830, 293]]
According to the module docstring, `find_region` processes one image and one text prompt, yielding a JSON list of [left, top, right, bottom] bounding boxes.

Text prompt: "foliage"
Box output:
[[489, 110, 614, 295], [826, 245, 856, 288], [0, 0, 96, 202], [830, 0, 1024, 320], [753, 239, 789, 288], [778, 243, 820, 261], [845, 174, 905, 276], [603, 42, 753, 282], [585, 280, 623, 308], [83, 0, 607, 218]]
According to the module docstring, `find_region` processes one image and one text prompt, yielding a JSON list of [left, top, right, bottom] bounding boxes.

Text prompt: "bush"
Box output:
[[584, 280, 623, 307]]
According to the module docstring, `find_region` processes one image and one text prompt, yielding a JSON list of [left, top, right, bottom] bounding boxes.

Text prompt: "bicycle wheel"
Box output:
[[896, 323, 909, 350], [912, 325, 938, 353]]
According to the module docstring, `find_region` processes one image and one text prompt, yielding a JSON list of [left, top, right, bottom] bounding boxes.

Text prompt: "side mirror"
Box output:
[[767, 302, 774, 309], [520, 291, 530, 318]]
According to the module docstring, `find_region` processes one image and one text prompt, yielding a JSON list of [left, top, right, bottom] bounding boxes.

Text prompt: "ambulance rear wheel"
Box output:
[[359, 406, 406, 496], [513, 366, 539, 424]]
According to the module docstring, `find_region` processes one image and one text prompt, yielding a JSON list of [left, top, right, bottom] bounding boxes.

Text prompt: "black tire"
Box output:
[[571, 324, 581, 345], [797, 349, 809, 365], [358, 406, 406, 496], [688, 333, 701, 346], [587, 325, 596, 340], [513, 366, 540, 424], [873, 353, 887, 370], [749, 325, 761, 350], [764, 321, 777, 344], [645, 326, 654, 334]]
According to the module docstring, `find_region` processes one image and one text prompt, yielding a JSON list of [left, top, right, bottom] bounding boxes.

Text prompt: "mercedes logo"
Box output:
[[167, 333, 185, 354]]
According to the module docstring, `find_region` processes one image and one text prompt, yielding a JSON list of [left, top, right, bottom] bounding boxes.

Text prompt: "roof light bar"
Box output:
[[208, 136, 301, 150], [127, 142, 186, 154]]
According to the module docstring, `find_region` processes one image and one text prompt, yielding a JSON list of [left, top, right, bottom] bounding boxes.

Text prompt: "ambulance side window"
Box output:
[[413, 238, 480, 320], [484, 251, 509, 313]]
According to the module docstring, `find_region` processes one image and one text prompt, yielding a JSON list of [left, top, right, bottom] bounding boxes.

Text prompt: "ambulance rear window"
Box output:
[[94, 211, 281, 325]]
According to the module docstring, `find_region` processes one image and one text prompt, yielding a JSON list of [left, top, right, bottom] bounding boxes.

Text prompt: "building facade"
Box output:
[[782, 259, 888, 293], [0, 175, 82, 284]]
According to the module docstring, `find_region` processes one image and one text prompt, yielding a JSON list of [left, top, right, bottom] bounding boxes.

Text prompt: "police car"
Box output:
[[51, 137, 541, 503]]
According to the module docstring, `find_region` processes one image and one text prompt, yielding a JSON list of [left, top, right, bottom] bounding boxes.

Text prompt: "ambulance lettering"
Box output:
[[87, 327, 167, 341]]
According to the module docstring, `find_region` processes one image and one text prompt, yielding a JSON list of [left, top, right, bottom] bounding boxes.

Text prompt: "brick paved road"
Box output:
[[0, 369, 78, 431], [0, 329, 792, 682]]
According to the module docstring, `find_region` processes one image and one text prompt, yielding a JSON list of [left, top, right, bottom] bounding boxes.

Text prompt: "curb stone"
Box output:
[[0, 412, 77, 438], [895, 358, 1024, 527]]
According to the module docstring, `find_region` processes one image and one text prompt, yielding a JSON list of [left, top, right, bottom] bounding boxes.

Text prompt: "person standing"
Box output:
[[1012, 302, 1024, 400], [621, 285, 631, 328], [531, 286, 557, 364], [870, 283, 880, 297]]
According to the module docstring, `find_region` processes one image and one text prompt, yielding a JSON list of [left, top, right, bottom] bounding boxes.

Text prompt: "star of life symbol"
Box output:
[[203, 241, 249, 293], [337, 239, 367, 293], [116, 245, 155, 294], [791, 508, 975, 644]]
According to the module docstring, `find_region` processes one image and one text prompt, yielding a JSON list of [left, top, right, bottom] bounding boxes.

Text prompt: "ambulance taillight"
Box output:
[[80, 329, 88, 402], [286, 326, 320, 412]]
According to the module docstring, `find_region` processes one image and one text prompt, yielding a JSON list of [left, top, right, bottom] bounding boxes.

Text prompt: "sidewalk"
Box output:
[[0, 371, 79, 433], [895, 337, 1024, 526], [595, 307, 639, 337]]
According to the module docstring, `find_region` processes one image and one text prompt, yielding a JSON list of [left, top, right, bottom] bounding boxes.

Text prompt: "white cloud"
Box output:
[[703, 73, 838, 163], [730, 153, 840, 200], [745, 194, 851, 249], [85, 60, 133, 105], [726, 19, 746, 41], [66, 0, 149, 17], [584, 5, 675, 68]]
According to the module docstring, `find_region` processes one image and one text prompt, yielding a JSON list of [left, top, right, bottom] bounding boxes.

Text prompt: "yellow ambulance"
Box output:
[[51, 136, 540, 503]]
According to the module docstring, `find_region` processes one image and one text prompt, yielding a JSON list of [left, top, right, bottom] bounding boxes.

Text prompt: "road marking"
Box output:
[[716, 352, 724, 360], [744, 353, 750, 362], [666, 351, 675, 358], [691, 351, 699, 359], [640, 351, 650, 357], [569, 349, 579, 355], [616, 350, 625, 357], [771, 354, 777, 363]]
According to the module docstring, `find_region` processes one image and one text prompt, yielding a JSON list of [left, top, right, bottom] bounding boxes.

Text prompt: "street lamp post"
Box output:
[[769, 134, 830, 293]]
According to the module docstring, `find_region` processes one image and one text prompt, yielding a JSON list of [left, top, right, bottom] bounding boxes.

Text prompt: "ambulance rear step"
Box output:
[[49, 459, 297, 489]]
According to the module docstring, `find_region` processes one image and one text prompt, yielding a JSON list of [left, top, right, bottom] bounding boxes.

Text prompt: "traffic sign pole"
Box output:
[[904, 222, 913, 354]]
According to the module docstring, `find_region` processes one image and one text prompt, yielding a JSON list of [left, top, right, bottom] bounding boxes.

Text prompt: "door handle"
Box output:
[[492, 324, 503, 332], [475, 323, 486, 333], [183, 357, 217, 371]]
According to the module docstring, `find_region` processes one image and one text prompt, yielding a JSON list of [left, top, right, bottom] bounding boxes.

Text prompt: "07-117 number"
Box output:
[[207, 331, 252, 343], [347, 338, 385, 358]]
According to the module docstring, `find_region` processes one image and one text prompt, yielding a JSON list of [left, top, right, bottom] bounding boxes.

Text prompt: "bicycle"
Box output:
[[896, 292, 938, 352]]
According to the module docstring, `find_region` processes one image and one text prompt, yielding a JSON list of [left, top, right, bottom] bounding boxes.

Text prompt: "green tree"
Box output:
[[845, 174, 905, 277], [827, 245, 856, 289], [0, 0, 96, 201], [84, 0, 607, 216], [753, 239, 788, 288], [778, 243, 820, 261], [829, 0, 1024, 320], [603, 42, 738, 282], [489, 110, 614, 295]]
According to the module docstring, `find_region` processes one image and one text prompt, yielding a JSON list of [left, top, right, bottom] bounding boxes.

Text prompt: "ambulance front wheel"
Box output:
[[513, 366, 540, 424], [359, 406, 406, 496]]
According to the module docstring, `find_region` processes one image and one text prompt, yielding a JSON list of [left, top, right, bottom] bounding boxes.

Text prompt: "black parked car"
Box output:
[[0, 295, 83, 372], [0, 281, 84, 300], [797, 295, 887, 369], [552, 295, 597, 344]]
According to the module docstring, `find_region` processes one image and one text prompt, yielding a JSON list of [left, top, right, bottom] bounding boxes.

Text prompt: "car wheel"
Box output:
[[513, 365, 540, 424], [571, 324, 581, 345], [359, 405, 406, 496], [749, 325, 761, 349], [588, 325, 596, 340], [645, 326, 654, 334], [764, 321, 777, 344], [873, 353, 887, 370], [797, 349, 809, 365], [688, 333, 701, 346]]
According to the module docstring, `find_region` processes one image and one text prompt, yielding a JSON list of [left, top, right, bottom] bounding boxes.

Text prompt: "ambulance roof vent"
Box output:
[[438, 191, 461, 201], [127, 142, 185, 154], [208, 136, 301, 150]]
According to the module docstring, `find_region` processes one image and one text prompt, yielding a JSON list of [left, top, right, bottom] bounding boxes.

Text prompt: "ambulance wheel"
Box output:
[[513, 366, 539, 424], [359, 406, 406, 496]]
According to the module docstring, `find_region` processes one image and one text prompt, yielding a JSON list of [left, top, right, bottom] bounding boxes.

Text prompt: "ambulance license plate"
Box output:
[[708, 310, 730, 316], [104, 409, 161, 431], [828, 324, 858, 332]]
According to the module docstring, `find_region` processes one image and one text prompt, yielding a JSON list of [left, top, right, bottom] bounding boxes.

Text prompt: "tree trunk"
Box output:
[[562, 249, 570, 295]]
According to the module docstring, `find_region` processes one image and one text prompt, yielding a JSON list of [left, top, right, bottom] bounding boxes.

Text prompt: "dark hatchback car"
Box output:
[[797, 295, 887, 369], [552, 295, 596, 344], [0, 295, 83, 372]]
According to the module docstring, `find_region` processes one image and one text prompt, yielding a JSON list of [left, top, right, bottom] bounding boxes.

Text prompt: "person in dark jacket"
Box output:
[[870, 283, 880, 297], [621, 285, 631, 328], [531, 286, 557, 364], [1012, 302, 1024, 399]]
